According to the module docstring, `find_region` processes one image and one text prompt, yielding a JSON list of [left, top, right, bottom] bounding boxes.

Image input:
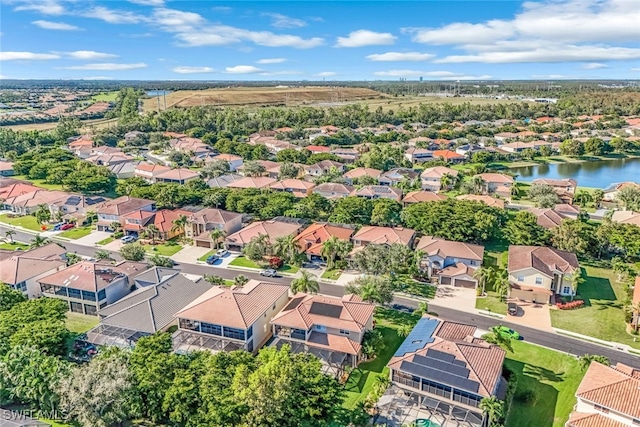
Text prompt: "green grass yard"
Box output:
[[0, 214, 44, 231], [550, 265, 640, 349], [401, 280, 437, 299], [279, 264, 300, 274], [476, 290, 507, 314], [143, 241, 183, 256], [58, 226, 93, 239], [91, 91, 118, 102], [342, 307, 419, 408], [321, 269, 342, 280], [505, 341, 584, 427], [229, 256, 262, 269], [65, 312, 99, 334], [12, 175, 65, 191], [198, 249, 217, 262], [0, 241, 29, 250], [96, 236, 115, 245]]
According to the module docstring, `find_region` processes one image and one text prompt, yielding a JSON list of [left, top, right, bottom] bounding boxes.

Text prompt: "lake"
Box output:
[[510, 157, 640, 189]]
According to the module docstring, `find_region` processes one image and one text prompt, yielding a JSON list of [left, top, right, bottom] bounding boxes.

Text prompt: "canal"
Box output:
[[510, 157, 640, 189]]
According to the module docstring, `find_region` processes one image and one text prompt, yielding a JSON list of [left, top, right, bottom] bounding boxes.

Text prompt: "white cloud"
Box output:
[[79, 76, 112, 80], [225, 65, 263, 74], [373, 69, 424, 77], [129, 0, 164, 5], [82, 6, 146, 24], [373, 69, 491, 80], [63, 62, 147, 70], [335, 30, 396, 48], [64, 51, 118, 60], [582, 62, 608, 69], [259, 70, 304, 76], [366, 52, 435, 62], [14, 0, 66, 15], [407, 21, 514, 45], [434, 45, 640, 63], [256, 58, 287, 64], [32, 20, 81, 30], [173, 66, 215, 74], [0, 51, 60, 61], [152, 8, 204, 29], [315, 71, 337, 77], [263, 13, 306, 29], [630, 68, 640, 72], [531, 74, 578, 79]]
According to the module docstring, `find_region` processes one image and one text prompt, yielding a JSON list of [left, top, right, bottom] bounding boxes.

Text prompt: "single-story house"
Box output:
[[224, 219, 304, 252]]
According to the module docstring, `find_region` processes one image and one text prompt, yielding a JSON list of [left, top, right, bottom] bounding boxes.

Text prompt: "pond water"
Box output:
[[146, 90, 172, 96], [509, 157, 640, 189]]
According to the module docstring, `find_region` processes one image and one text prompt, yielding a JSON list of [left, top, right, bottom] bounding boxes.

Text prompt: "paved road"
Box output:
[[3, 225, 639, 368]]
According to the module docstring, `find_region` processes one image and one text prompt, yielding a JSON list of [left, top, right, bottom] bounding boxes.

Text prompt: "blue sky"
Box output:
[[1, 0, 639, 80]]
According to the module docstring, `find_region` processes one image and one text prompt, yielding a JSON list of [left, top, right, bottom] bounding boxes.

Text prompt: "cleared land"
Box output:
[[359, 95, 519, 111], [142, 86, 382, 111], [2, 117, 118, 131]]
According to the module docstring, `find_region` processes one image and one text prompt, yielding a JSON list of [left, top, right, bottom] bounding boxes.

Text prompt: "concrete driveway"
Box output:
[[101, 239, 124, 251], [504, 298, 553, 332], [171, 245, 212, 263], [73, 231, 112, 246], [431, 285, 477, 312]]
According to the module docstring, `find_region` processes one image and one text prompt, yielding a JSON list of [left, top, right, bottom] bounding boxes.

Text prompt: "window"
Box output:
[[67, 288, 81, 300], [13, 281, 27, 292], [339, 329, 350, 336], [517, 275, 524, 282], [594, 405, 609, 414], [633, 419, 640, 426], [247, 326, 253, 339], [201, 322, 222, 336], [563, 286, 571, 294], [535, 277, 543, 285], [70, 301, 83, 313], [97, 289, 107, 300], [82, 290, 96, 301], [223, 326, 246, 341], [315, 324, 326, 332], [84, 304, 97, 316], [291, 329, 306, 340]]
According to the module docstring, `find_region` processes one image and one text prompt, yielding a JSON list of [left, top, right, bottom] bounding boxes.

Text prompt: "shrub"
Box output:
[[515, 389, 536, 405], [269, 257, 284, 269], [556, 300, 585, 310]]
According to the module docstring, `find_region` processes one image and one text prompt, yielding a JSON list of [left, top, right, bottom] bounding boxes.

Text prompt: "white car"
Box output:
[[216, 249, 229, 257], [121, 235, 137, 244], [259, 269, 278, 277]]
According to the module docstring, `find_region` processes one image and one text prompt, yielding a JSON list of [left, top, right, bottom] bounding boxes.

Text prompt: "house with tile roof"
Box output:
[[508, 245, 580, 303], [3, 189, 70, 215], [611, 210, 640, 226], [342, 167, 382, 185], [532, 178, 577, 204], [38, 261, 132, 316], [0, 160, 14, 177], [206, 173, 243, 188], [351, 226, 416, 248], [476, 173, 515, 198], [603, 182, 640, 202], [432, 149, 465, 163], [121, 209, 156, 236], [351, 185, 402, 202], [416, 236, 484, 288], [86, 268, 211, 347], [155, 168, 200, 185], [331, 147, 359, 163], [304, 160, 345, 177], [402, 190, 447, 206], [567, 361, 640, 427], [456, 194, 506, 209], [0, 243, 66, 298], [312, 182, 354, 199], [224, 219, 304, 252], [378, 168, 420, 186], [380, 316, 506, 427], [152, 209, 193, 241], [525, 205, 579, 229], [213, 153, 244, 172], [134, 163, 171, 183], [420, 166, 459, 192], [293, 222, 355, 261], [0, 181, 40, 205], [186, 208, 244, 249], [226, 176, 277, 189], [173, 280, 290, 354], [404, 147, 434, 164], [269, 179, 315, 198], [94, 196, 156, 232], [271, 293, 375, 373]]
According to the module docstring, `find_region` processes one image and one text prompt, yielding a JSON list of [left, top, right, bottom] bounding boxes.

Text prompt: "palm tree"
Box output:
[[479, 396, 504, 427], [473, 267, 494, 295], [414, 301, 429, 317], [86, 210, 96, 225], [273, 234, 300, 265], [29, 234, 49, 249], [203, 274, 225, 286], [472, 175, 485, 194], [493, 269, 509, 301], [321, 236, 340, 270], [570, 268, 584, 301], [290, 270, 319, 294], [397, 324, 412, 337], [440, 173, 453, 191], [242, 161, 266, 177], [579, 354, 610, 370], [482, 326, 514, 353], [94, 249, 113, 262], [171, 214, 189, 240], [5, 230, 15, 243], [234, 275, 249, 287], [110, 221, 122, 233], [35, 204, 51, 224], [145, 224, 160, 244], [209, 229, 226, 250]]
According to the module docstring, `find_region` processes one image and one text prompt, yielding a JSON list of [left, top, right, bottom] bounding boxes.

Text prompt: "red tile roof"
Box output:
[[433, 150, 464, 160], [575, 361, 640, 419], [417, 236, 484, 261], [402, 191, 447, 204], [568, 412, 626, 427], [352, 226, 415, 246], [153, 209, 192, 233], [293, 223, 354, 256], [508, 245, 579, 276]]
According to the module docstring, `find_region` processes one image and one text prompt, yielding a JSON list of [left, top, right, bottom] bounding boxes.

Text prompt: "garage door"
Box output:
[[440, 277, 451, 285], [195, 240, 212, 248], [455, 279, 476, 289]]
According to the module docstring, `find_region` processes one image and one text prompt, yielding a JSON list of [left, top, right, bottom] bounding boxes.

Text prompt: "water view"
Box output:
[[510, 157, 640, 188]]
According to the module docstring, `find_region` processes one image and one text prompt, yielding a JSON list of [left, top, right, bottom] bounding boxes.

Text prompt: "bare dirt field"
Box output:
[[359, 95, 519, 111], [142, 86, 383, 111]]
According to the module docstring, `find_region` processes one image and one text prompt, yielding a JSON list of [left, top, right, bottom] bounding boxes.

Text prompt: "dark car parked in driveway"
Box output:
[[508, 302, 518, 316]]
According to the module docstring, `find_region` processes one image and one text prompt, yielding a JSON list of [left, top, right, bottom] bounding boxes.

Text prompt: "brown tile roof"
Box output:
[[508, 245, 579, 277], [135, 163, 171, 174], [269, 179, 315, 191], [0, 182, 43, 200], [189, 208, 242, 225], [439, 262, 477, 278], [37, 261, 128, 292], [175, 280, 289, 329], [155, 168, 200, 181], [153, 209, 192, 233], [271, 292, 375, 338], [611, 210, 640, 226], [477, 173, 514, 184], [227, 176, 277, 189], [532, 178, 577, 188], [417, 236, 484, 261], [568, 412, 627, 427], [433, 150, 464, 160], [0, 160, 14, 172], [351, 185, 402, 200], [575, 361, 640, 419], [343, 167, 382, 179], [420, 166, 458, 179], [402, 191, 447, 204], [526, 207, 566, 229], [3, 190, 70, 208], [306, 331, 362, 355], [352, 226, 415, 246], [95, 196, 155, 216], [225, 220, 301, 246], [0, 243, 65, 285], [312, 183, 354, 198], [455, 194, 505, 209], [293, 223, 354, 256]]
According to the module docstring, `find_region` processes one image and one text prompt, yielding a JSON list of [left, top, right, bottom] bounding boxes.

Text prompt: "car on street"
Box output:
[[121, 235, 137, 244], [259, 268, 278, 277], [216, 249, 229, 257], [60, 223, 75, 230], [496, 325, 521, 340], [507, 302, 518, 316], [206, 255, 220, 265]]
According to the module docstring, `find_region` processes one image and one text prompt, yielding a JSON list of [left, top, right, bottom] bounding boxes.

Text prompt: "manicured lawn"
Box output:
[[550, 265, 640, 349], [91, 91, 118, 102], [401, 280, 436, 299], [58, 226, 93, 239], [279, 264, 300, 274], [476, 291, 507, 314], [65, 312, 99, 334], [229, 256, 262, 269], [198, 249, 217, 262], [505, 341, 584, 427], [0, 214, 44, 231], [342, 307, 419, 408], [13, 174, 65, 191], [143, 242, 183, 256], [0, 241, 29, 250], [96, 236, 115, 245], [321, 269, 342, 280]]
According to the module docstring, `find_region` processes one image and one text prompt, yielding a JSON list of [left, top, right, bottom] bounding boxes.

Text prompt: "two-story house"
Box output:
[[312, 183, 354, 199], [420, 166, 459, 192], [224, 219, 303, 252], [152, 209, 193, 241], [38, 261, 132, 316], [0, 243, 66, 298], [475, 173, 515, 198], [95, 196, 156, 232], [271, 293, 375, 374], [567, 361, 640, 427], [532, 178, 578, 204], [342, 167, 382, 185], [186, 208, 244, 249], [351, 226, 416, 248], [293, 222, 355, 262], [50, 194, 107, 224], [304, 160, 345, 177], [416, 236, 484, 288], [379, 168, 420, 186], [121, 209, 156, 236], [351, 185, 402, 202], [173, 280, 290, 353], [269, 179, 315, 198], [508, 245, 580, 304], [404, 147, 433, 164], [381, 316, 505, 427]]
